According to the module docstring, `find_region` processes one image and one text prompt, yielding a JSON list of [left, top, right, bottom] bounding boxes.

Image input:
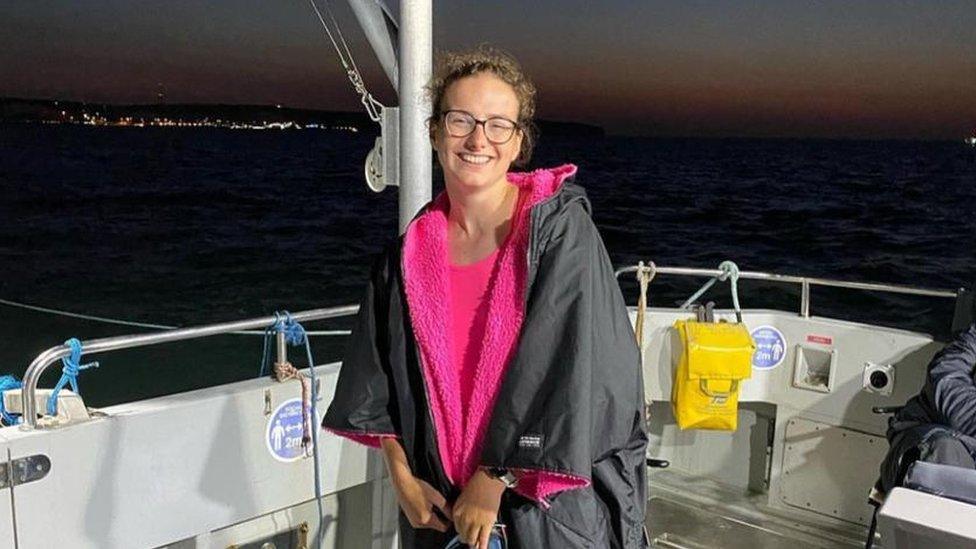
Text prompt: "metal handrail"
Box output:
[[20, 304, 359, 429], [614, 264, 959, 318]]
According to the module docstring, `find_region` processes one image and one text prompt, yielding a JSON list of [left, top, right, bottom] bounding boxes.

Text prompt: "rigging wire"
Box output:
[[0, 297, 172, 330], [306, 0, 384, 122], [0, 298, 350, 336]]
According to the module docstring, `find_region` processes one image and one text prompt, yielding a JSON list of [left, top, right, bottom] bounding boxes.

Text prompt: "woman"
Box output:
[[323, 46, 647, 548]]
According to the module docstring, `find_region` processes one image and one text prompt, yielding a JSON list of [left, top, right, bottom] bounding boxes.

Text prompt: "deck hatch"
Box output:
[[780, 417, 884, 526]]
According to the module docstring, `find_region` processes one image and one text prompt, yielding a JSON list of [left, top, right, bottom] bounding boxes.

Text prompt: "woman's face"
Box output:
[[433, 72, 524, 191]]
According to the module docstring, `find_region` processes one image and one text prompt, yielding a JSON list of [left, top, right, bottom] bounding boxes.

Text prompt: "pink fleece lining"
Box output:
[[511, 467, 591, 507], [324, 427, 396, 449], [402, 164, 587, 503]]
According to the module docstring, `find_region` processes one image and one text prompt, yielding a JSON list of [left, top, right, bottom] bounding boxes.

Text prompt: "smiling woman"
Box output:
[[323, 45, 649, 549], [426, 47, 537, 167]]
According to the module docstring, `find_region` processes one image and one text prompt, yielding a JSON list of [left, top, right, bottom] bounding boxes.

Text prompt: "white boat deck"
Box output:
[[0, 299, 968, 548]]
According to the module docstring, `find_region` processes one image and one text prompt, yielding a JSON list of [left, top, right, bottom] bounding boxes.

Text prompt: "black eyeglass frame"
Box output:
[[439, 109, 521, 144]]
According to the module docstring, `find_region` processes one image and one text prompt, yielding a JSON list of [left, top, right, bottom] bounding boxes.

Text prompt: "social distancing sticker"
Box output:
[[751, 325, 787, 370], [266, 397, 315, 462]]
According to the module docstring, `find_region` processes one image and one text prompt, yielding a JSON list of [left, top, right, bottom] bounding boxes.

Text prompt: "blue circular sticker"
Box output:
[[751, 325, 787, 370], [266, 397, 315, 462]]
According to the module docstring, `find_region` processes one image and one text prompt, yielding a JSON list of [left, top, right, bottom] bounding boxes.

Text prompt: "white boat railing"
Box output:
[[615, 263, 960, 317], [20, 304, 359, 429]]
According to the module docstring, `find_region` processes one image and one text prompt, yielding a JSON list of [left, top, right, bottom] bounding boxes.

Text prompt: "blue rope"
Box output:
[[258, 312, 311, 377], [258, 312, 284, 377], [290, 316, 326, 547], [296, 325, 326, 547], [258, 311, 325, 544], [0, 375, 23, 426], [281, 312, 307, 346], [47, 338, 99, 416]]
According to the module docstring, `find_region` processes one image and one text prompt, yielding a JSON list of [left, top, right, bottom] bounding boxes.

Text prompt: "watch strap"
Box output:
[[486, 467, 518, 488]]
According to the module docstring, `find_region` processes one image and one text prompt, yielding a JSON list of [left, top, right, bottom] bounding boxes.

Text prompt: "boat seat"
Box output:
[[902, 461, 976, 506], [876, 487, 976, 548], [866, 407, 976, 547]]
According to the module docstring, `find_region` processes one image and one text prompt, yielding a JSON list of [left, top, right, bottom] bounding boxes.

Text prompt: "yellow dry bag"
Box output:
[[672, 319, 755, 431]]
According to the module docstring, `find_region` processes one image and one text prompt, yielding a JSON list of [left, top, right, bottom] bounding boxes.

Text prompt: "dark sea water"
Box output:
[[1, 125, 973, 407]]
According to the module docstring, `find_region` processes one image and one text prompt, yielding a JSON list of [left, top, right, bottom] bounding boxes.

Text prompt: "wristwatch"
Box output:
[[486, 467, 518, 488]]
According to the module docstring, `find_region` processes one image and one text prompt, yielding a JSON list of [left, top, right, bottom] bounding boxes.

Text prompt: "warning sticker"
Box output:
[[751, 325, 787, 370], [266, 397, 314, 463], [806, 334, 833, 346]]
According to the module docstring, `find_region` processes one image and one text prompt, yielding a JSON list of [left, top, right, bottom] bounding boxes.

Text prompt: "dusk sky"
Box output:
[[2, 1, 974, 138]]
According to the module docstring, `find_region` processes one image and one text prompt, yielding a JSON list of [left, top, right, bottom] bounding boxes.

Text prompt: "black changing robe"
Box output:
[[323, 177, 648, 548]]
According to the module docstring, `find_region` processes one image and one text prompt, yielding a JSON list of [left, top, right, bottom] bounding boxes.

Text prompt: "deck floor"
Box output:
[[645, 471, 867, 548], [646, 497, 831, 549]]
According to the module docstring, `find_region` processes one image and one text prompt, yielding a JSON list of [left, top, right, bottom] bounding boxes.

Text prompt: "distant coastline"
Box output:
[[0, 97, 605, 137]]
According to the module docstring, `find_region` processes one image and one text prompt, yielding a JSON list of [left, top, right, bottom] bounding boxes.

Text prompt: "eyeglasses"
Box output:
[[441, 110, 520, 144], [443, 523, 508, 549]]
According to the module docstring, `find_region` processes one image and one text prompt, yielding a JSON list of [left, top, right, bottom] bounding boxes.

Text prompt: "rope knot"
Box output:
[[61, 337, 100, 376], [718, 260, 740, 282], [47, 337, 98, 416], [636, 260, 656, 285], [281, 312, 307, 346]]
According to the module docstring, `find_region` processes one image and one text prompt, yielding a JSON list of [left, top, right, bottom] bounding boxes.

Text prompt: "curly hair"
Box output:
[[426, 45, 538, 166]]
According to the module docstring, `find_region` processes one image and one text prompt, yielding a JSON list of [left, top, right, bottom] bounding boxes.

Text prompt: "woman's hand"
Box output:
[[391, 472, 453, 531], [381, 438, 452, 531], [452, 469, 506, 549]]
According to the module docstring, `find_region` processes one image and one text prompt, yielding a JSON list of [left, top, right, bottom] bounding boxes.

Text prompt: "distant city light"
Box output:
[[33, 107, 358, 132]]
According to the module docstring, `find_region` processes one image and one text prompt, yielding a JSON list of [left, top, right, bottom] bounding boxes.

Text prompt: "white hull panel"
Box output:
[[2, 364, 398, 548]]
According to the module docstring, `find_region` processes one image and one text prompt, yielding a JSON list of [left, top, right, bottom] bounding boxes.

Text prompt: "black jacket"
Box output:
[[880, 324, 976, 491], [323, 179, 648, 548], [889, 324, 976, 437]]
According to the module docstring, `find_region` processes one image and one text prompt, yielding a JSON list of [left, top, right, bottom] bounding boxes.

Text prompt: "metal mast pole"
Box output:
[[347, 0, 398, 89], [397, 0, 432, 233]]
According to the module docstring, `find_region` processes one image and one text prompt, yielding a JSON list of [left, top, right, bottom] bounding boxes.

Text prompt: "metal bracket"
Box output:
[[364, 107, 400, 192], [0, 455, 51, 489]]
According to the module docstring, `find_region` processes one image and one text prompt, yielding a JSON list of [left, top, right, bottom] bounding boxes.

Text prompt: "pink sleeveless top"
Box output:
[[449, 248, 501, 420]]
